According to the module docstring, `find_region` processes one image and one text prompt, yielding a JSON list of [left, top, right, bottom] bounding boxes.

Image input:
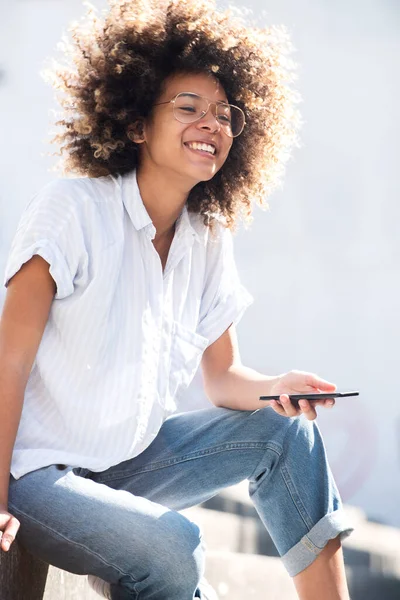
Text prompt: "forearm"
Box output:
[[205, 364, 282, 411], [0, 367, 26, 508]]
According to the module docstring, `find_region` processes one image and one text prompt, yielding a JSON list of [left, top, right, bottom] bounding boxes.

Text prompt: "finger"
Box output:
[[280, 394, 301, 418], [1, 517, 20, 551], [321, 398, 335, 408], [299, 399, 317, 421], [312, 398, 335, 408], [269, 400, 286, 416], [305, 374, 336, 392]]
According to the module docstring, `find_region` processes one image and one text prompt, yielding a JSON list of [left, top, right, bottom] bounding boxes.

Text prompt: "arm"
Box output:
[[0, 255, 56, 550], [201, 324, 277, 410], [201, 324, 281, 411], [201, 324, 337, 418]]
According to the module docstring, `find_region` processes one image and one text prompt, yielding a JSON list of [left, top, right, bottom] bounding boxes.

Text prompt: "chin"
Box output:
[[189, 166, 220, 184], [174, 161, 221, 187]]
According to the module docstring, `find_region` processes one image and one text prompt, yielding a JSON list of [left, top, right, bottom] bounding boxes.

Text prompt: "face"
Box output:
[[131, 72, 234, 187]]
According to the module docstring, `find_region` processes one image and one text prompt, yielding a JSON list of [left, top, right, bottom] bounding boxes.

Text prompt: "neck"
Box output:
[[136, 164, 192, 239]]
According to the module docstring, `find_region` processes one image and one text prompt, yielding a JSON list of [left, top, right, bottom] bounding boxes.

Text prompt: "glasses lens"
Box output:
[[174, 93, 208, 123], [173, 93, 245, 137], [216, 104, 245, 137]]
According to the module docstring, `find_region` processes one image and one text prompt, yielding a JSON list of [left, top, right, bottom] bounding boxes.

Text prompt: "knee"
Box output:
[[253, 406, 319, 453], [280, 415, 329, 477], [139, 514, 205, 597], [283, 414, 319, 448]]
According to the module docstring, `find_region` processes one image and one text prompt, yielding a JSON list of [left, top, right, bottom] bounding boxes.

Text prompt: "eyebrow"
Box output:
[[177, 92, 229, 104]]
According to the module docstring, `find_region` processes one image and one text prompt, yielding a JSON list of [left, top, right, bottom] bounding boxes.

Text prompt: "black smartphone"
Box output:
[[259, 391, 359, 408]]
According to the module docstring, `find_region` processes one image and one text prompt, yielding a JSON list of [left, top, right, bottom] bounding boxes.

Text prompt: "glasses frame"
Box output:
[[153, 92, 246, 138]]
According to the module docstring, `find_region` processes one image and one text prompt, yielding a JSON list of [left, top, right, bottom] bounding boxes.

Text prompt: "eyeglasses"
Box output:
[[153, 92, 246, 138]]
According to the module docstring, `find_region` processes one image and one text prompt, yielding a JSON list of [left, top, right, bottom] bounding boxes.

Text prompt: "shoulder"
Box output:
[[30, 175, 119, 208], [23, 175, 120, 226]]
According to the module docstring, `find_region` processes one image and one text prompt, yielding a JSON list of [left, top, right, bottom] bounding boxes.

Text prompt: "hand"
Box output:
[[0, 509, 20, 552], [268, 370, 337, 421]]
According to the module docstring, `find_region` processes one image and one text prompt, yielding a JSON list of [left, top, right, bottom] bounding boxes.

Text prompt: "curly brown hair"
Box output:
[[45, 0, 301, 228]]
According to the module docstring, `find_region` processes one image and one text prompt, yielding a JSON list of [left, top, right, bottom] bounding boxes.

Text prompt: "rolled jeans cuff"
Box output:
[[281, 509, 354, 577]]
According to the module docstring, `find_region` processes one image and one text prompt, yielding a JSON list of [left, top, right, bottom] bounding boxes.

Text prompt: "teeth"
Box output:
[[186, 142, 216, 155]]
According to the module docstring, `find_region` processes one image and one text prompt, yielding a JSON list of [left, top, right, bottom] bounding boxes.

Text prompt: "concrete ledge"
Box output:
[[43, 569, 99, 600], [346, 566, 400, 600], [181, 505, 279, 556], [204, 550, 298, 600], [204, 550, 400, 600]]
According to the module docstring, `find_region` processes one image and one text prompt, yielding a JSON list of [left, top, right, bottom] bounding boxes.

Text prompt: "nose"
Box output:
[[196, 106, 221, 134]]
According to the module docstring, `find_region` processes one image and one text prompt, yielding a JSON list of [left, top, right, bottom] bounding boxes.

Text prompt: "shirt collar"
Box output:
[[175, 203, 199, 242], [121, 170, 153, 233], [121, 170, 204, 244]]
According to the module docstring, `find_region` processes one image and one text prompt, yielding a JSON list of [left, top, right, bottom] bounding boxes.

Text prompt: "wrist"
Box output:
[[267, 373, 285, 394]]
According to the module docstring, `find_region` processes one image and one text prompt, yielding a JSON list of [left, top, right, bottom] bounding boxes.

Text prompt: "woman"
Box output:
[[0, 1, 353, 598]]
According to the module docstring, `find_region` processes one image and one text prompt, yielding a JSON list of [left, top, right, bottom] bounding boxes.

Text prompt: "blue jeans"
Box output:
[[8, 406, 353, 599]]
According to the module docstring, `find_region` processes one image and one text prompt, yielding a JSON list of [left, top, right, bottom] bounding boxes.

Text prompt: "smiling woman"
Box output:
[[44, 0, 301, 229]]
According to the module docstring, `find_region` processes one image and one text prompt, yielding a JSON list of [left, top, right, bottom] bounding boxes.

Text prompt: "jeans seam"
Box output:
[[279, 419, 315, 531], [8, 501, 139, 584], [96, 442, 281, 484], [279, 460, 314, 530]]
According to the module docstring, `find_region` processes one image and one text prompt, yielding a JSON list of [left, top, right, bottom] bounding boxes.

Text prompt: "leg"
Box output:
[[293, 537, 350, 600], [86, 407, 353, 591], [8, 465, 205, 599]]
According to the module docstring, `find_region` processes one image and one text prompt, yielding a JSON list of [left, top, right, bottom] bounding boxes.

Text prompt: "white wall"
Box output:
[[1, 0, 399, 526]]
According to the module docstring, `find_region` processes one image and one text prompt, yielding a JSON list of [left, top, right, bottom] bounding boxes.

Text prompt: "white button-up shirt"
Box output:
[[4, 170, 252, 479]]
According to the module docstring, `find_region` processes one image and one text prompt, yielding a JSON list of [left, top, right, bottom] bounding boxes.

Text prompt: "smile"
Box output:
[[184, 141, 217, 156]]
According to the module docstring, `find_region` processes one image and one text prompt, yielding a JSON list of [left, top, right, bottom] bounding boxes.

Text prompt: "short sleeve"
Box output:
[[3, 180, 88, 300], [197, 225, 253, 346]]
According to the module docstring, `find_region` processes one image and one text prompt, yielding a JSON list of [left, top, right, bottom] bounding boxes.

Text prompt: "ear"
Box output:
[[127, 119, 146, 144]]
